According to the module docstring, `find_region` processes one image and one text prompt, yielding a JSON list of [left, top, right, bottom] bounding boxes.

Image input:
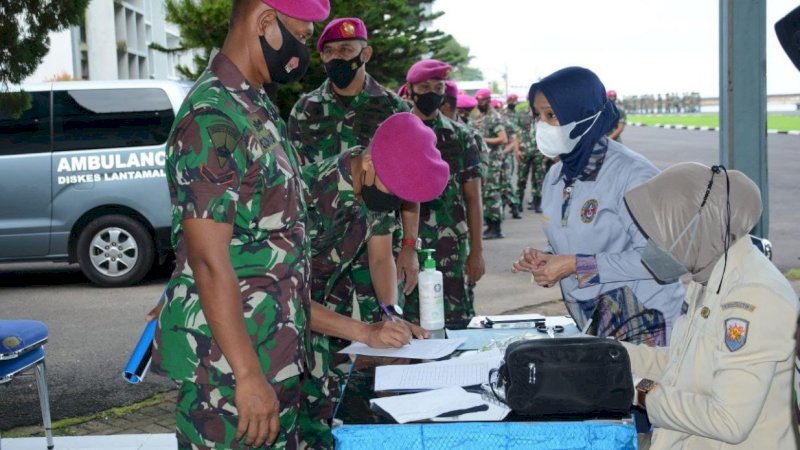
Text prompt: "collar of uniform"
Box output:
[[336, 146, 366, 207], [209, 52, 268, 115], [551, 137, 609, 186], [703, 236, 754, 293]]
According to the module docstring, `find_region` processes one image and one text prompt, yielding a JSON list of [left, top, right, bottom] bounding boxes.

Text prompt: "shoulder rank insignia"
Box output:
[[724, 318, 749, 352], [721, 301, 756, 312], [580, 199, 599, 223]]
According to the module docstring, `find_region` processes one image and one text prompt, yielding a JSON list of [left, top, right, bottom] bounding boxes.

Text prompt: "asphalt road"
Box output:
[[1, 125, 798, 430]]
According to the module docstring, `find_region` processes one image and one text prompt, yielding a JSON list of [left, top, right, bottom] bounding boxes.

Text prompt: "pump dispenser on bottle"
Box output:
[[418, 249, 445, 330]]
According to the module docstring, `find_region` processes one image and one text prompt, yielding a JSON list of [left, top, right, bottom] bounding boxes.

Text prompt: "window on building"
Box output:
[[0, 91, 52, 156], [52, 88, 174, 151]]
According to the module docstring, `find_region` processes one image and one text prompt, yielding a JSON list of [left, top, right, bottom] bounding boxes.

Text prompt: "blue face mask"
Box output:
[[641, 212, 700, 283]]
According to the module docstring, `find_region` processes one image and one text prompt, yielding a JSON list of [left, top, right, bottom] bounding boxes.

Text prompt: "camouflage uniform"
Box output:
[[511, 108, 544, 207], [403, 113, 482, 328], [300, 147, 398, 448], [287, 74, 408, 331], [474, 109, 507, 223], [152, 53, 308, 450], [499, 114, 521, 213], [609, 101, 627, 143]]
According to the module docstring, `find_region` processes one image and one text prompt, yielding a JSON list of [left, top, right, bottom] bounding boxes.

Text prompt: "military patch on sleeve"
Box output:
[[721, 301, 756, 312], [724, 318, 749, 352]]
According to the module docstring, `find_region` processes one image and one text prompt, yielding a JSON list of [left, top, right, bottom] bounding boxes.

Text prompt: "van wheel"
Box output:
[[76, 215, 154, 287]]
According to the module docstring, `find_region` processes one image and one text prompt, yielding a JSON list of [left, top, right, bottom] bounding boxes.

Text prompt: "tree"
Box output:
[[155, 0, 477, 115], [0, 0, 90, 117]]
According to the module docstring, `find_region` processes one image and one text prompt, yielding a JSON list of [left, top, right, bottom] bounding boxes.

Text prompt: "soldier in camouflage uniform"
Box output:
[[401, 62, 485, 327], [497, 101, 522, 219], [301, 113, 446, 448], [607, 90, 627, 142], [474, 89, 508, 239], [506, 94, 544, 212], [151, 2, 330, 448], [287, 17, 419, 346]]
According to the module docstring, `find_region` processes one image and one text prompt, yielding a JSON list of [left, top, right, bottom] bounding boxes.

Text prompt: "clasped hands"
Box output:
[[511, 247, 577, 288]]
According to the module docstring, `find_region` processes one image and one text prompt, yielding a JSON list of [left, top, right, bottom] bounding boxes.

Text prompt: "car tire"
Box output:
[[76, 215, 155, 287]]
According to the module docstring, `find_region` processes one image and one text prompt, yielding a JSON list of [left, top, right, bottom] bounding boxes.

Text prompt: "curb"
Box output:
[[630, 123, 800, 135]]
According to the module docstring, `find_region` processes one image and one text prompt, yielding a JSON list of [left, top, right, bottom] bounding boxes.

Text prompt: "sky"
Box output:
[[432, 0, 800, 99]]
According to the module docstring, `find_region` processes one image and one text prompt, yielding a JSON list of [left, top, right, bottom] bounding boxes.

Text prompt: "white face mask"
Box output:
[[535, 109, 603, 158]]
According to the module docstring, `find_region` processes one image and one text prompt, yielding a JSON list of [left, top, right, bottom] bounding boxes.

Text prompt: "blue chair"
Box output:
[[0, 320, 54, 449]]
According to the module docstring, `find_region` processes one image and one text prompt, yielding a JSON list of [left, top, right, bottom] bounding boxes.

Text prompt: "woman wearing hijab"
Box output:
[[622, 162, 798, 449], [512, 67, 684, 345]]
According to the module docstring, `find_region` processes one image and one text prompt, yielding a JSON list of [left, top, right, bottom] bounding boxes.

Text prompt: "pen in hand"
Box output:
[[379, 303, 396, 322]]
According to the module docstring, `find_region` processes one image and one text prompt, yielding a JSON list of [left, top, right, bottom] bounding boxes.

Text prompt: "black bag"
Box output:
[[494, 337, 633, 419]]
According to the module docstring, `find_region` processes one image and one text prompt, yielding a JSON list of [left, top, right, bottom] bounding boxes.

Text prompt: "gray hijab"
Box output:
[[624, 162, 762, 284]]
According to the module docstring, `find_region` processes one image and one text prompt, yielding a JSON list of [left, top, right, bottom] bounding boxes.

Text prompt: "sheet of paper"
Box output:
[[374, 349, 502, 391], [369, 387, 486, 424], [430, 392, 511, 422], [449, 319, 581, 350], [337, 338, 466, 360]]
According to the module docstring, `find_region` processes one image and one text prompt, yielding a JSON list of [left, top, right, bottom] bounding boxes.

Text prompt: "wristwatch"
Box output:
[[636, 378, 657, 409]]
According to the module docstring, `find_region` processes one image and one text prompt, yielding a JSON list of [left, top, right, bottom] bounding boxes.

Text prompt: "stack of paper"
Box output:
[[369, 387, 488, 424], [374, 348, 502, 391], [338, 338, 466, 360]]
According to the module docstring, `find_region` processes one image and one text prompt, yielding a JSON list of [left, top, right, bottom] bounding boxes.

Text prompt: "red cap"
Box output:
[[507, 93, 518, 102], [260, 0, 330, 21], [406, 59, 452, 83], [456, 94, 478, 109], [444, 80, 458, 98], [316, 17, 368, 52], [371, 113, 449, 203], [474, 88, 492, 100]]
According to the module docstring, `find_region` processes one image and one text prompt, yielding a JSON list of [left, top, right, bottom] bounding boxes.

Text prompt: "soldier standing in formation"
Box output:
[[402, 60, 486, 328], [474, 88, 509, 239], [606, 89, 627, 142], [507, 93, 545, 213]]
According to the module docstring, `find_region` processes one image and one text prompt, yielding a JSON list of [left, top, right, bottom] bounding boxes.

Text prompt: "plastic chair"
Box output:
[[0, 320, 54, 449]]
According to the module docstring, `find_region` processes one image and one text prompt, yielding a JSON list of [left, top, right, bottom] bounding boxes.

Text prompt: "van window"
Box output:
[[53, 88, 174, 151], [0, 91, 52, 156]]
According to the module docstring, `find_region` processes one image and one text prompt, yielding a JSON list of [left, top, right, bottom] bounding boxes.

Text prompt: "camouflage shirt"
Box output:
[[288, 74, 409, 165], [153, 52, 309, 386], [421, 113, 482, 237], [302, 147, 398, 303], [474, 109, 507, 153]]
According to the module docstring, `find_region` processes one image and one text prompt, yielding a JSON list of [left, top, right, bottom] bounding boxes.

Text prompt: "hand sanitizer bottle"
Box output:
[[418, 249, 445, 330]]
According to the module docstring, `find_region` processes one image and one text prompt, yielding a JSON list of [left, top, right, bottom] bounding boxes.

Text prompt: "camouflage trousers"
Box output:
[[175, 376, 301, 450], [517, 150, 544, 204], [501, 153, 520, 210], [404, 232, 474, 329], [482, 153, 505, 222]]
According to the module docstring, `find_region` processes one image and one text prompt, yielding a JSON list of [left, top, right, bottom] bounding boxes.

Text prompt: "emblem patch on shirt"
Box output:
[[724, 318, 749, 352], [580, 199, 599, 223], [721, 302, 756, 312]]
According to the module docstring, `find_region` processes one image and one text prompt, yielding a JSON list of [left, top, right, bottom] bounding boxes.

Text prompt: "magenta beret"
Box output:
[[316, 17, 368, 52], [371, 112, 449, 203], [491, 99, 502, 109], [474, 88, 492, 100], [507, 93, 518, 102], [444, 80, 458, 98], [406, 59, 452, 84], [260, 0, 330, 21], [456, 94, 478, 109]]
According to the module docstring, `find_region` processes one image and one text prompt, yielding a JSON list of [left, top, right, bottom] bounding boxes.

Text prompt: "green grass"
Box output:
[[785, 268, 800, 281], [629, 114, 800, 132]]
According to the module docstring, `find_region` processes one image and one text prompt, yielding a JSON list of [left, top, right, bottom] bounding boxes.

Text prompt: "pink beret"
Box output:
[[456, 94, 477, 109], [316, 17, 367, 52], [406, 59, 452, 84], [371, 112, 449, 203], [261, 0, 330, 21], [474, 88, 492, 100], [444, 80, 458, 98], [507, 93, 518, 102], [607, 89, 617, 97], [397, 83, 409, 97]]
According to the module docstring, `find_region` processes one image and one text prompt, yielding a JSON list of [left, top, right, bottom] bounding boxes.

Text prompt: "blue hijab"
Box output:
[[528, 67, 619, 183]]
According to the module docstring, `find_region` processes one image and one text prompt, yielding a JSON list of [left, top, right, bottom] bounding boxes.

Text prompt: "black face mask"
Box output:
[[324, 50, 364, 89], [478, 103, 489, 113], [361, 172, 401, 212], [413, 92, 444, 117], [259, 17, 310, 84], [507, 103, 517, 112]]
